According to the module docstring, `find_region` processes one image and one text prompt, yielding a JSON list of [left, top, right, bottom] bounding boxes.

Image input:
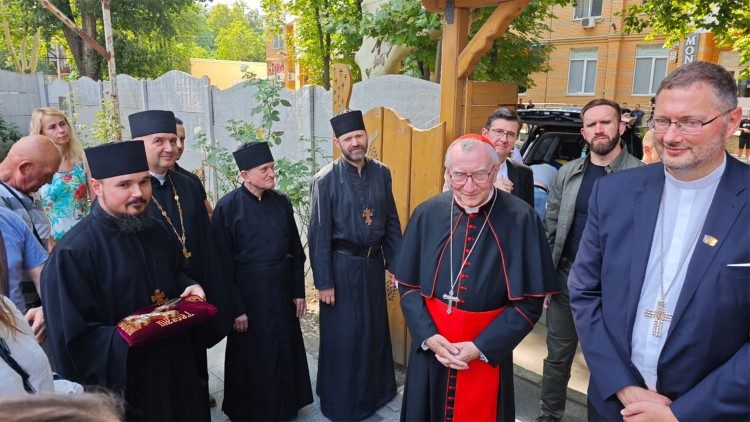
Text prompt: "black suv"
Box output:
[[518, 107, 642, 167]]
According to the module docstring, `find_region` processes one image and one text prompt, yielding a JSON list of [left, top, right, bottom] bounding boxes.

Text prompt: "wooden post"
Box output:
[[101, 0, 122, 140], [37, 0, 110, 60], [438, 8, 470, 149]]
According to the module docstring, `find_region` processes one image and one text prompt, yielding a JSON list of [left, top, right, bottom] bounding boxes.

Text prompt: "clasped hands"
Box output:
[[617, 386, 677, 422], [425, 334, 481, 370]]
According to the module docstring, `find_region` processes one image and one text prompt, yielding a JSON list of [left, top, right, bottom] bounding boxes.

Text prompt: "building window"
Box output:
[[574, 0, 603, 19], [632, 45, 668, 95], [273, 36, 283, 49], [567, 48, 597, 95]]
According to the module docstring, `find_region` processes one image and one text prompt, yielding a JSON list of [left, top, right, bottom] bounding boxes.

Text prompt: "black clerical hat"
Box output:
[[128, 110, 177, 138], [85, 141, 149, 179], [330, 110, 365, 138], [233, 142, 274, 171]]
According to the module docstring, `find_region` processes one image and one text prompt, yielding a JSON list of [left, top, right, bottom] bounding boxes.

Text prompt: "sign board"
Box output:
[[683, 33, 700, 65]]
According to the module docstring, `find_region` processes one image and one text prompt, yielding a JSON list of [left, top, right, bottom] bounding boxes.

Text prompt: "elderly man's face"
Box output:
[[653, 82, 740, 180], [241, 162, 276, 194], [446, 145, 498, 208], [482, 118, 520, 160], [93, 172, 152, 217], [142, 132, 178, 173], [21, 160, 58, 193]]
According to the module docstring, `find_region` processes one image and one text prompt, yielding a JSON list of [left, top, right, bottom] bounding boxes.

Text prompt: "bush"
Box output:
[[0, 113, 21, 161]]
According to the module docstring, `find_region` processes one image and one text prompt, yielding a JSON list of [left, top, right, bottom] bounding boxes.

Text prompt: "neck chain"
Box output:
[[151, 175, 191, 259], [644, 184, 710, 336], [444, 193, 496, 314]]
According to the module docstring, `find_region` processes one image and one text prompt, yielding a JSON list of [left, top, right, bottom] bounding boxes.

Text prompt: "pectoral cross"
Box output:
[[151, 289, 167, 305], [182, 247, 192, 259], [363, 208, 373, 226], [442, 291, 459, 314], [644, 300, 672, 337]]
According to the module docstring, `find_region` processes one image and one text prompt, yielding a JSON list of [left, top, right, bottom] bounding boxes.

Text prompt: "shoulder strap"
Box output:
[[0, 181, 45, 248], [0, 337, 36, 393]]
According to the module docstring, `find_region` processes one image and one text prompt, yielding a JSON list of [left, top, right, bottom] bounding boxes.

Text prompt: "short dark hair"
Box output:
[[484, 107, 521, 130], [581, 99, 622, 122], [174, 117, 184, 125], [656, 61, 737, 111]]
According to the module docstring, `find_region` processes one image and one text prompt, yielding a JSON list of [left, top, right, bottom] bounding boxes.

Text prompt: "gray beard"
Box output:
[[114, 213, 152, 233]]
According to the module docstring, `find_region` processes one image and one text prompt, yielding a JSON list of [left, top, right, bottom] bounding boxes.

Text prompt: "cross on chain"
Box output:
[[151, 289, 167, 305], [442, 291, 459, 314], [644, 300, 673, 337], [362, 208, 373, 226]]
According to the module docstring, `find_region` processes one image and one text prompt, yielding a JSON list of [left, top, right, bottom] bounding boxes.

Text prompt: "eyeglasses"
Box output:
[[649, 109, 733, 135], [488, 128, 518, 141], [449, 170, 493, 184]]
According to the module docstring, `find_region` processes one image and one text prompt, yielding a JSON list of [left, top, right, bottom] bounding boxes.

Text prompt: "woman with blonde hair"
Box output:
[[29, 108, 89, 246]]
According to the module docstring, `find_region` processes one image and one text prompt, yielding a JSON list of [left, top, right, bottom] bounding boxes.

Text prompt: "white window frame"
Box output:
[[632, 45, 668, 96], [573, 0, 603, 20], [567, 48, 598, 95]]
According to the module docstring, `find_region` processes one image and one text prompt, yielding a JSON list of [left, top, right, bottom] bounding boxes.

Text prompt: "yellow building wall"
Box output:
[[523, 0, 733, 108], [190, 58, 267, 90]]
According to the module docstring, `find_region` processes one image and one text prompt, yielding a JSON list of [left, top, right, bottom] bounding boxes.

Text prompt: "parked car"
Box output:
[[518, 107, 642, 167]]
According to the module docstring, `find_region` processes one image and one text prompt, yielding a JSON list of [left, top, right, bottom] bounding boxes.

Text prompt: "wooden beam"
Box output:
[[456, 0, 531, 78], [422, 0, 504, 12], [37, 0, 111, 60], [439, 8, 470, 149]]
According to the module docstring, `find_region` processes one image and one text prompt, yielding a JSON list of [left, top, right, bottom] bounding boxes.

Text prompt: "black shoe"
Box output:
[[535, 415, 560, 422], [208, 395, 217, 408]]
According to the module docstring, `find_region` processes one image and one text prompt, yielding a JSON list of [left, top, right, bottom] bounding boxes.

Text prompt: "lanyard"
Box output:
[[0, 337, 36, 393]]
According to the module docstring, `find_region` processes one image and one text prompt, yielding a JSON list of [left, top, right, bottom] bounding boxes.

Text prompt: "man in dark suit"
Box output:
[[482, 107, 534, 206], [570, 61, 749, 421]]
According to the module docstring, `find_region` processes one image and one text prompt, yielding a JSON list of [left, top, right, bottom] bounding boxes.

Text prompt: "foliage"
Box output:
[[622, 0, 750, 78], [262, 0, 363, 88], [194, 72, 325, 252], [214, 20, 265, 62], [209, 2, 266, 62], [88, 97, 123, 145], [0, 111, 21, 161], [361, 0, 573, 87]]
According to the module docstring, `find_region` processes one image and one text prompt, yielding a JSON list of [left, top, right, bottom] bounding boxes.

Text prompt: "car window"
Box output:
[[524, 131, 584, 166]]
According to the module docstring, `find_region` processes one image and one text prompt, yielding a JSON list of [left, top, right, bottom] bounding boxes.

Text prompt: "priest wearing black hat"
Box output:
[[309, 110, 403, 420], [211, 141, 313, 420], [128, 109, 229, 409], [41, 140, 210, 420]]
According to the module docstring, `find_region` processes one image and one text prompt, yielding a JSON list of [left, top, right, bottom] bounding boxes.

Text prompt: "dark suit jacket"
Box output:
[[506, 159, 534, 207], [569, 155, 749, 421]]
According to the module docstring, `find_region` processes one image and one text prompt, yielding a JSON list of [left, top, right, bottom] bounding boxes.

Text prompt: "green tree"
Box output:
[[622, 0, 750, 77], [215, 19, 265, 61], [262, 0, 363, 88], [361, 0, 572, 87], [16, 0, 206, 79]]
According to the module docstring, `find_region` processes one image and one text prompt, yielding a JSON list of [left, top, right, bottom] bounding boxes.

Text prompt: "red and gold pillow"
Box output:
[[116, 295, 218, 347]]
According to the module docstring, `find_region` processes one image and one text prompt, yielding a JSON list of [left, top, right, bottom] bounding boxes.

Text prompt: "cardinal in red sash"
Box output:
[[394, 134, 557, 421]]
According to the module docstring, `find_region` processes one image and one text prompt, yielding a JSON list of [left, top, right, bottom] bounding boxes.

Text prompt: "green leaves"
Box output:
[[622, 0, 749, 78]]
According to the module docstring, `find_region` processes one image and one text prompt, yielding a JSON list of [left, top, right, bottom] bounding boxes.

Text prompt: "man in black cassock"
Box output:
[[394, 134, 557, 421], [41, 140, 209, 420], [309, 110, 402, 421], [129, 110, 230, 408], [211, 141, 313, 420], [173, 116, 213, 217]]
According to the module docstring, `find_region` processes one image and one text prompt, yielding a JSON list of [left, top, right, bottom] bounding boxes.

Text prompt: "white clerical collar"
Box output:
[[453, 190, 495, 214], [664, 155, 725, 190], [150, 171, 167, 186]]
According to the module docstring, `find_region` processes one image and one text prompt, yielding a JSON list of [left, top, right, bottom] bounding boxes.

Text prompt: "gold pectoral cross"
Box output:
[[363, 208, 373, 226], [182, 247, 192, 259], [151, 289, 167, 305], [644, 300, 673, 337]]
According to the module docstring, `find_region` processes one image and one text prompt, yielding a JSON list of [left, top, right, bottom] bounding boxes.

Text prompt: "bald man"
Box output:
[[0, 135, 60, 358], [641, 130, 661, 164]]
